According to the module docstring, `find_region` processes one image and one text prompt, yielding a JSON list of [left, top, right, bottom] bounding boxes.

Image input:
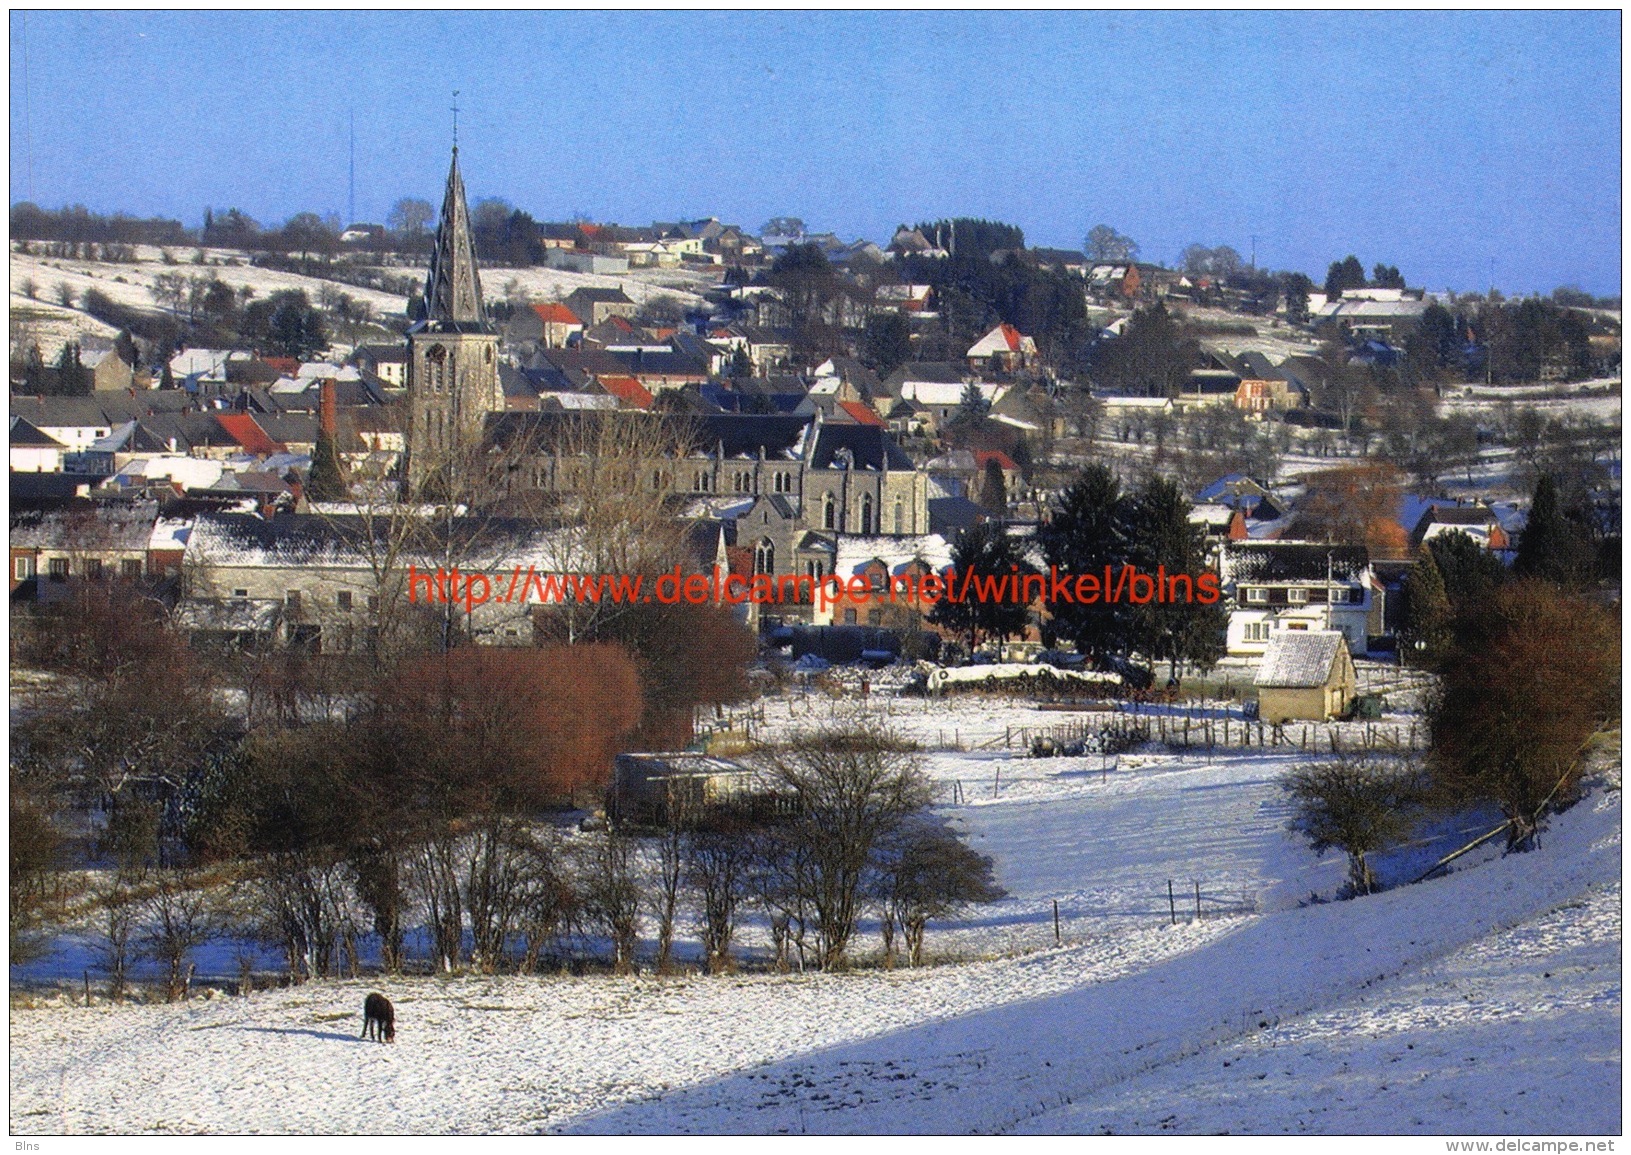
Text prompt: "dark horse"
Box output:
[[362, 992, 395, 1043]]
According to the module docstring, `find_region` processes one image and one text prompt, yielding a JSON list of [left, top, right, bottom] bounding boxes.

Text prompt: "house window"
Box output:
[[1244, 621, 1271, 642], [14, 557, 33, 582], [367, 595, 379, 612], [337, 591, 353, 611], [84, 558, 104, 580], [754, 539, 775, 575], [232, 587, 249, 599], [895, 500, 904, 534], [1287, 588, 1309, 604], [843, 609, 857, 625], [286, 590, 302, 612], [652, 470, 664, 490], [867, 609, 884, 627], [823, 493, 835, 529], [1244, 587, 1268, 604], [1329, 586, 1352, 604], [860, 493, 874, 536], [121, 559, 143, 580], [48, 558, 68, 581]]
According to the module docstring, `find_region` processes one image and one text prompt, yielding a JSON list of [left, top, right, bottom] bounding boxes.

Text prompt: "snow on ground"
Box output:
[[10, 688, 1618, 1134], [9, 247, 718, 359], [566, 780, 1620, 1135]]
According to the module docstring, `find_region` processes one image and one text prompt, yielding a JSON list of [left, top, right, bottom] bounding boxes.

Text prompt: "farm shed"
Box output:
[[608, 753, 778, 827], [1253, 630, 1356, 723]]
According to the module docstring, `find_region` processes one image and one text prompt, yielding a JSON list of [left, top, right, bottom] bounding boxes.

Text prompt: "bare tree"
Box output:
[[143, 871, 216, 1001], [687, 817, 756, 974], [1283, 756, 1421, 895], [759, 726, 933, 970], [874, 817, 1004, 966], [577, 827, 645, 974]]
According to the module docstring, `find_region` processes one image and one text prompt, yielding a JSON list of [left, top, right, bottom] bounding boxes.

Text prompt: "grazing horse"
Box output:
[[362, 992, 395, 1043]]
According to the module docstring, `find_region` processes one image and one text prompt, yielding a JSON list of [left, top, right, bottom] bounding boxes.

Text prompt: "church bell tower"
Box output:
[[403, 143, 501, 494]]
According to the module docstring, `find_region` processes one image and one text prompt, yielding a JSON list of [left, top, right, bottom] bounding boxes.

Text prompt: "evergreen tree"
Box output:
[[1514, 473, 1594, 586], [1125, 476, 1227, 680], [306, 426, 347, 501], [860, 312, 913, 377], [1401, 545, 1453, 669], [53, 342, 91, 396], [979, 457, 1007, 515], [1425, 529, 1509, 616], [1324, 255, 1367, 299], [928, 521, 1036, 654], [955, 381, 991, 425], [1039, 464, 1136, 662], [114, 329, 140, 370]]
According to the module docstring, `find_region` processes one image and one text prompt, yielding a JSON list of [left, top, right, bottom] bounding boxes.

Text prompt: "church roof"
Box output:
[[418, 150, 490, 331]]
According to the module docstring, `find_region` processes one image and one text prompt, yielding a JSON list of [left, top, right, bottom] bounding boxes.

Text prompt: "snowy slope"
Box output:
[[9, 731, 1618, 1135]]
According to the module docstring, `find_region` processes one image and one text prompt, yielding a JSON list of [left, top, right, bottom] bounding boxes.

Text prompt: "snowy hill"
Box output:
[[8, 245, 716, 363], [9, 708, 1619, 1136]]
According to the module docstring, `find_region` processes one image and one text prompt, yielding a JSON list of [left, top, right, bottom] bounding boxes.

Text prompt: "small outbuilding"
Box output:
[[607, 753, 783, 828], [1253, 629, 1357, 723]]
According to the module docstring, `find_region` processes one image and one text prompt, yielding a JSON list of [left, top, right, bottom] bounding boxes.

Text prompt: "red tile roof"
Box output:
[[597, 375, 655, 410], [973, 449, 1017, 471], [837, 400, 886, 427], [533, 303, 582, 326], [998, 323, 1022, 352], [214, 413, 286, 455]]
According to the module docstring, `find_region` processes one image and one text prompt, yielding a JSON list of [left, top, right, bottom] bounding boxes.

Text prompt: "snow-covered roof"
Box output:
[[148, 517, 193, 552], [1255, 630, 1346, 689], [832, 534, 954, 578], [297, 362, 361, 380], [901, 381, 1005, 407]]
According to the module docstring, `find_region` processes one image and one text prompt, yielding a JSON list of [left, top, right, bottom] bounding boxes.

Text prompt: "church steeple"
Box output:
[[422, 148, 488, 328]]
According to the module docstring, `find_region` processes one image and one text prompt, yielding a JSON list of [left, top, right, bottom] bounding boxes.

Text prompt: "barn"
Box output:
[[1254, 630, 1357, 723]]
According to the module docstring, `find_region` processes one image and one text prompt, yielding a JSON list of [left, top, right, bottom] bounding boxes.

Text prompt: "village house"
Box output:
[[1408, 502, 1511, 552], [966, 324, 1038, 374], [179, 512, 564, 654], [562, 287, 639, 328], [10, 416, 67, 473], [1220, 540, 1383, 656]]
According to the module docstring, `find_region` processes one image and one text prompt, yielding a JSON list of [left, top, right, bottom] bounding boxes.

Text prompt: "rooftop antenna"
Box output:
[[451, 89, 460, 155]]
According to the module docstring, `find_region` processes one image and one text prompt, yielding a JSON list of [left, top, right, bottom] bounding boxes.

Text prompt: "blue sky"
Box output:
[[9, 10, 1622, 295]]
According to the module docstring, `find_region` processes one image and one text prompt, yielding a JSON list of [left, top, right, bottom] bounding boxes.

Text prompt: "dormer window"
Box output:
[[1245, 586, 1268, 604], [1287, 587, 1309, 604]]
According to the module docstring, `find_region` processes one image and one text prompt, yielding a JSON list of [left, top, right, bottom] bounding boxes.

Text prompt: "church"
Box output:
[[402, 145, 502, 493], [401, 148, 931, 588]]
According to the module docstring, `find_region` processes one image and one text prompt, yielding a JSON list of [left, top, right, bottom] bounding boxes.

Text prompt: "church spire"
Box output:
[[422, 147, 488, 328]]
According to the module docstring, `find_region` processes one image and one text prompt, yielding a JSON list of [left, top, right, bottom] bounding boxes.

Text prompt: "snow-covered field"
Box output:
[[9, 246, 716, 361], [10, 692, 1619, 1136]]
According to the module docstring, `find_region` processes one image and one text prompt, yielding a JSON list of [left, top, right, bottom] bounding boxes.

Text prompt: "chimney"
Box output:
[[319, 378, 338, 440]]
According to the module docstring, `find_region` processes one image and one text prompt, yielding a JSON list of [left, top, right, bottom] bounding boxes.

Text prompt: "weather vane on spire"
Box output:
[[452, 89, 460, 154]]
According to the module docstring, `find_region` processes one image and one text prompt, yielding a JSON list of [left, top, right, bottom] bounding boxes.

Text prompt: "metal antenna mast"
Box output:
[[348, 108, 356, 226]]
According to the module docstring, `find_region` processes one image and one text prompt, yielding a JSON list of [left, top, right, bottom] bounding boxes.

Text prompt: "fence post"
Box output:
[[1053, 899, 1061, 946], [993, 766, 1001, 797], [1194, 880, 1202, 922], [1168, 880, 1177, 925]]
